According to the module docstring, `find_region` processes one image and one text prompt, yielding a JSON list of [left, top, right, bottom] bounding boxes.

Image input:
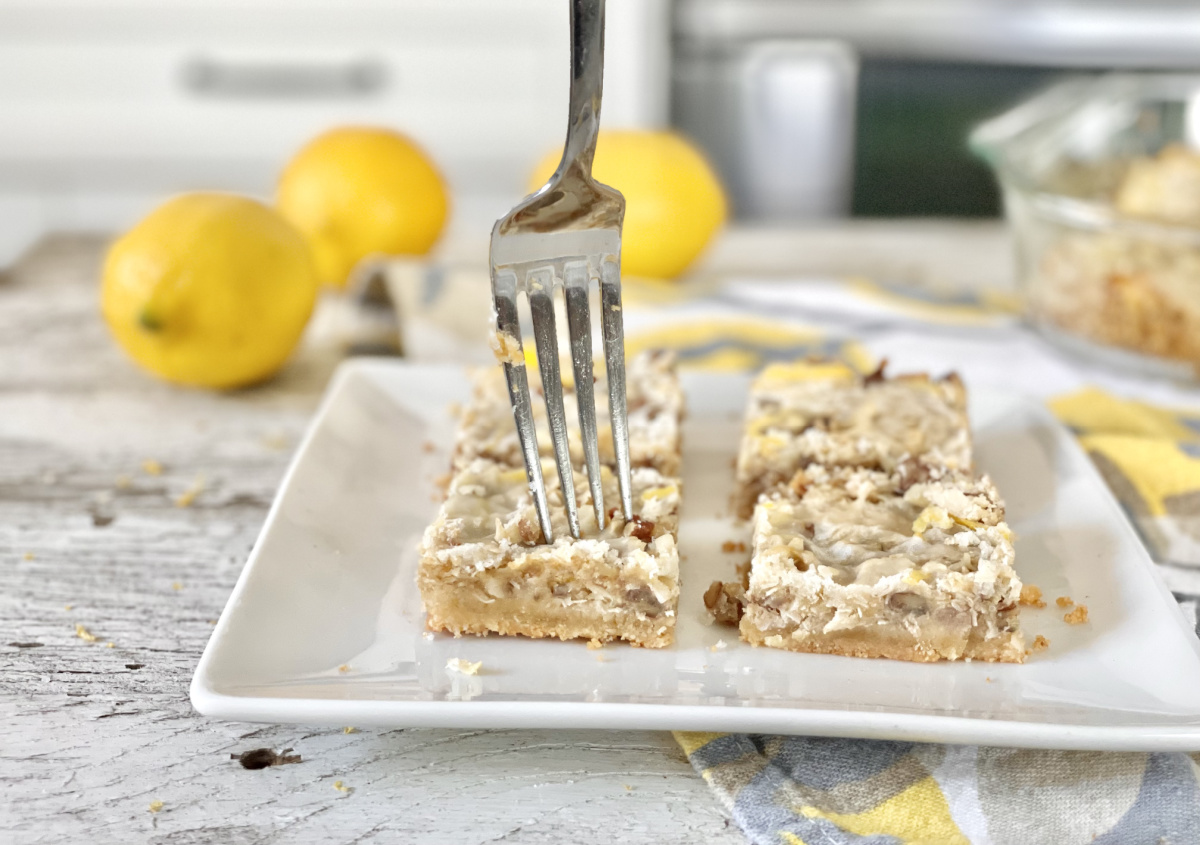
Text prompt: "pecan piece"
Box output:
[[703, 580, 745, 625], [627, 515, 655, 544]]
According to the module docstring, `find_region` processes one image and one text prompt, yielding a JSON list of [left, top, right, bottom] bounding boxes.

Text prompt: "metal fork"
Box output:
[[489, 0, 629, 544]]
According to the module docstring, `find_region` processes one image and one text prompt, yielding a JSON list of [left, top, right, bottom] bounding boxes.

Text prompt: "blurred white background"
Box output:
[[0, 0, 670, 264], [4, 0, 1200, 265]]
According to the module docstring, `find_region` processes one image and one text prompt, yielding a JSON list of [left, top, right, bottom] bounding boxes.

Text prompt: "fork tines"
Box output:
[[490, 244, 631, 544]]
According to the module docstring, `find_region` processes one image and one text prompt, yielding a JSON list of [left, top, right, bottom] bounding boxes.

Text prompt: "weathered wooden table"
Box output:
[[0, 223, 1013, 844]]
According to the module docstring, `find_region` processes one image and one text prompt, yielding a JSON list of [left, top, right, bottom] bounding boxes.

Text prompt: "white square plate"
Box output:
[[191, 360, 1200, 750]]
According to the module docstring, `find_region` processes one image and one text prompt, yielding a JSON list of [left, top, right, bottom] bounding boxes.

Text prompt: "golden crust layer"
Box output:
[[739, 616, 1025, 663], [421, 586, 673, 649]]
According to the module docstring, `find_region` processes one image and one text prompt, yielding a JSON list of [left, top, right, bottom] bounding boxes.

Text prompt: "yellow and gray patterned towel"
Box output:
[[674, 733, 1200, 845], [1051, 388, 1200, 569]]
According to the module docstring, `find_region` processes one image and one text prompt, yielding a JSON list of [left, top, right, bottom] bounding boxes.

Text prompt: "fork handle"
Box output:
[[563, 0, 605, 177]]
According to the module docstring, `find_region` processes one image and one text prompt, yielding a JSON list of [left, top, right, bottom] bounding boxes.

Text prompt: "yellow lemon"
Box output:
[[277, 127, 449, 287], [101, 193, 319, 389], [529, 130, 727, 280]]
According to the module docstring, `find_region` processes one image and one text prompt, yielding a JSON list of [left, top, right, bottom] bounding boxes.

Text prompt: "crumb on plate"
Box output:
[[1030, 634, 1051, 653], [1056, 595, 1074, 608], [703, 580, 745, 626], [1019, 584, 1046, 608], [1064, 604, 1089, 625], [446, 657, 482, 676], [720, 540, 747, 554]]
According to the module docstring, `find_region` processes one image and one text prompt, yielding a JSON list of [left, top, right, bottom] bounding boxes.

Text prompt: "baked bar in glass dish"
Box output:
[[732, 360, 970, 519], [737, 464, 1025, 663], [418, 350, 684, 648]]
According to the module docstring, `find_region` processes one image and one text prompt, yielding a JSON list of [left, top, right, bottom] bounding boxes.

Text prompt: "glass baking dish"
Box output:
[[972, 73, 1200, 381]]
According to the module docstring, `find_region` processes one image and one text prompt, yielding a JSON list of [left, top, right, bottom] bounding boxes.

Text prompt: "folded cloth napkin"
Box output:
[[389, 263, 1200, 844], [1051, 388, 1200, 571], [674, 732, 1200, 845]]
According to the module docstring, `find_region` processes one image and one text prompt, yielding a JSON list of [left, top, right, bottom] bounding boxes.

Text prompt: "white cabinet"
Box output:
[[0, 0, 669, 263]]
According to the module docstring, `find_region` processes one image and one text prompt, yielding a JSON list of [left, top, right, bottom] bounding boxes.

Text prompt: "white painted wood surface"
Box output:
[[0, 235, 751, 844], [1, 223, 1030, 843]]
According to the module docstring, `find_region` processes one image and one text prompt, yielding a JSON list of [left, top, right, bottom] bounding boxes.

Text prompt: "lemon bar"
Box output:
[[418, 458, 681, 648], [732, 360, 970, 519], [740, 464, 1024, 662], [419, 350, 684, 648]]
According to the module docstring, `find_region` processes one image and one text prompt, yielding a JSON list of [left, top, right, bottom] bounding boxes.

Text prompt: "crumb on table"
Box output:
[[1019, 584, 1046, 608], [148, 800, 164, 814], [1064, 604, 1089, 625], [174, 477, 205, 508], [1056, 595, 1074, 608], [232, 748, 301, 769], [75, 623, 98, 643], [142, 459, 163, 476]]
